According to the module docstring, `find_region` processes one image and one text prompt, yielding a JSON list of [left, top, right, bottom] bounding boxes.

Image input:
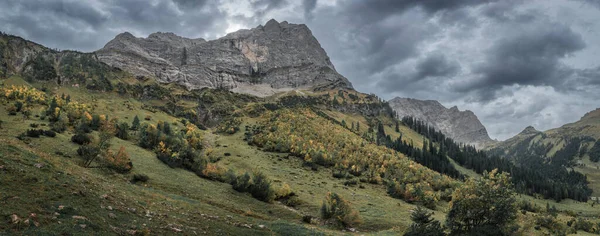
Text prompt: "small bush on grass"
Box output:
[[71, 133, 91, 145], [228, 171, 281, 203], [131, 174, 149, 183], [320, 192, 361, 228]]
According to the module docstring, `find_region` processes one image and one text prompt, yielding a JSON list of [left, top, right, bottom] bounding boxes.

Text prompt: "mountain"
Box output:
[[487, 108, 600, 160], [389, 97, 495, 149], [96, 19, 352, 97]]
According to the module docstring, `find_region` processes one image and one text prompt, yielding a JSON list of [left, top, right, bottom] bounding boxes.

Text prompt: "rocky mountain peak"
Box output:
[[114, 32, 136, 40], [581, 108, 600, 121], [519, 126, 539, 136], [96, 19, 352, 96], [389, 97, 495, 149]]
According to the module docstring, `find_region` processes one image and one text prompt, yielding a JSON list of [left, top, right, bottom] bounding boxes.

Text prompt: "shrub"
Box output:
[[43, 130, 56, 137], [132, 174, 149, 183], [216, 118, 241, 134], [76, 121, 92, 133], [71, 133, 91, 145], [574, 217, 595, 233], [106, 146, 133, 173], [302, 215, 314, 224], [77, 145, 101, 166], [144, 115, 151, 121], [536, 214, 566, 235], [229, 171, 278, 203], [25, 129, 43, 138], [249, 171, 276, 203], [320, 192, 361, 228], [231, 172, 252, 193], [29, 123, 39, 128], [50, 118, 67, 133]]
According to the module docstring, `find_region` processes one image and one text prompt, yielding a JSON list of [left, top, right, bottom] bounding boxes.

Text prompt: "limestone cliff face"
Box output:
[[96, 19, 352, 96], [389, 97, 495, 149]]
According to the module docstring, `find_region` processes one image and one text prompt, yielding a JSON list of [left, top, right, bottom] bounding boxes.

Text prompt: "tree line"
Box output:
[[400, 116, 592, 202]]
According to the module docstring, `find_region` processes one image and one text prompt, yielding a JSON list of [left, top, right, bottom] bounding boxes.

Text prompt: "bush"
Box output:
[[574, 217, 595, 233], [25, 129, 43, 138], [536, 214, 567, 235], [231, 172, 252, 193], [71, 133, 91, 145], [302, 215, 314, 224], [106, 146, 133, 173], [50, 119, 67, 133], [76, 122, 92, 133], [229, 171, 277, 203], [320, 192, 361, 228], [77, 145, 101, 167], [131, 174, 149, 183], [216, 118, 241, 134], [249, 172, 276, 203], [43, 130, 56, 137]]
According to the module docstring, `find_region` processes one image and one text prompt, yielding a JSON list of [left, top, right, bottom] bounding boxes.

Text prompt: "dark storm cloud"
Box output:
[[463, 23, 586, 100], [0, 0, 225, 52], [319, 0, 507, 83], [415, 54, 461, 81], [302, 0, 317, 20], [343, 0, 500, 25], [251, 0, 287, 14], [377, 53, 461, 93]]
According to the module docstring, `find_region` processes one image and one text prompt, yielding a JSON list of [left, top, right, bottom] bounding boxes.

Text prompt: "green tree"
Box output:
[[115, 122, 129, 140], [131, 115, 141, 131], [446, 169, 518, 236], [404, 206, 445, 236]]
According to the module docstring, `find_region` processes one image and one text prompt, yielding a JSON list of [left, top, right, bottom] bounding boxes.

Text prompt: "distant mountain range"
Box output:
[[487, 108, 600, 160], [388, 97, 496, 149]]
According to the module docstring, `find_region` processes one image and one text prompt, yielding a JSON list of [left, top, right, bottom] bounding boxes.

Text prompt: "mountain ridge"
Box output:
[[96, 19, 353, 97], [388, 97, 495, 149]]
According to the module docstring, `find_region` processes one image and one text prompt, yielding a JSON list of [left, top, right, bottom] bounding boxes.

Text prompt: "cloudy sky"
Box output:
[[1, 0, 600, 140]]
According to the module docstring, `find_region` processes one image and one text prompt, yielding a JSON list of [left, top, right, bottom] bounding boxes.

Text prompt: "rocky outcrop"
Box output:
[[96, 19, 352, 97], [389, 97, 495, 149]]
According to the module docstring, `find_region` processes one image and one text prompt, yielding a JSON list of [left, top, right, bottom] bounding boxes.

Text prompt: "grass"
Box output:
[[3, 76, 600, 235]]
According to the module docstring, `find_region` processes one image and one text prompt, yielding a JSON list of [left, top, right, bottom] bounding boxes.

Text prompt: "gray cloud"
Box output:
[[462, 21, 586, 101], [302, 0, 317, 20], [377, 53, 461, 93], [1, 0, 600, 140], [0, 0, 225, 52]]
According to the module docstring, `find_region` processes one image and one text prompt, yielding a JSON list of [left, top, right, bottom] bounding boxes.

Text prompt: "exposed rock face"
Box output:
[[389, 97, 495, 149], [96, 19, 352, 96]]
